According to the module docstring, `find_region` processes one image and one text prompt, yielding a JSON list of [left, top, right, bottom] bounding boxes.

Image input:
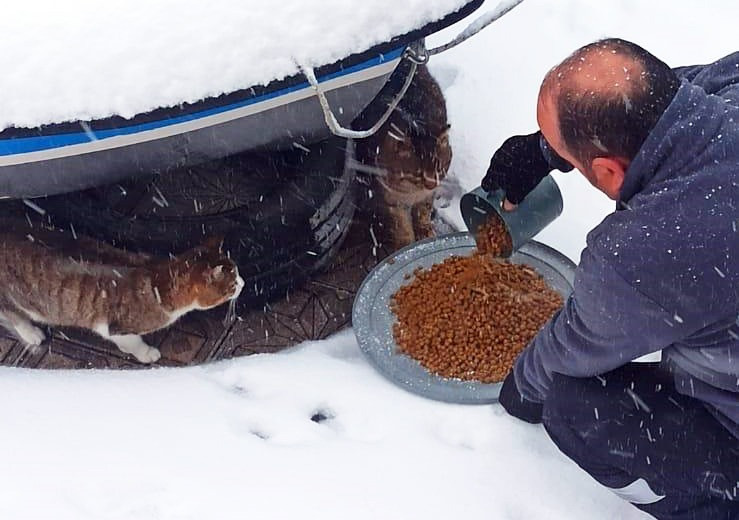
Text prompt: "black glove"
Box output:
[[498, 372, 543, 424], [481, 131, 573, 205]]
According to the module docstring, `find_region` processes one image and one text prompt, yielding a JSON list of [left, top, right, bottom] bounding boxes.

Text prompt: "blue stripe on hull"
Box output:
[[0, 47, 404, 157]]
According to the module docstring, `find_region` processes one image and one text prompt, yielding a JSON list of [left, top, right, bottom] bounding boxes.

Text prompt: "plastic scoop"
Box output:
[[459, 175, 563, 256]]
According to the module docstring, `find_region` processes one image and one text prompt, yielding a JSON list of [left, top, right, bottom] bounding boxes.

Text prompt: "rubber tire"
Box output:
[[39, 137, 357, 306]]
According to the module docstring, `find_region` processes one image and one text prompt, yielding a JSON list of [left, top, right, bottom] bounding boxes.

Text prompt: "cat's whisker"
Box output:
[[369, 225, 379, 247], [223, 297, 237, 326], [389, 122, 406, 138], [346, 158, 389, 178], [374, 177, 394, 192], [387, 130, 405, 142]]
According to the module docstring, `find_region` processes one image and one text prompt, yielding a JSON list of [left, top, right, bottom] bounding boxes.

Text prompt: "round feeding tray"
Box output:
[[352, 232, 576, 404]]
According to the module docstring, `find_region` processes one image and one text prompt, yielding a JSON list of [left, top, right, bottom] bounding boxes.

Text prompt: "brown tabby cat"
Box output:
[[0, 223, 243, 363], [354, 64, 452, 250]]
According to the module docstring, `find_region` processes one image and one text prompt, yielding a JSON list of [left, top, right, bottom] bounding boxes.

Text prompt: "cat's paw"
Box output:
[[134, 346, 161, 364], [16, 323, 46, 346], [109, 334, 162, 364]]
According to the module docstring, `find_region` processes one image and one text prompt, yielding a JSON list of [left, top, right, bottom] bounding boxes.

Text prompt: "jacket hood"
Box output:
[[620, 80, 737, 203]]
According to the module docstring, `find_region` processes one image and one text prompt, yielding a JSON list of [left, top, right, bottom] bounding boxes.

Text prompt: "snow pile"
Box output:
[[0, 330, 644, 520], [0, 0, 470, 130]]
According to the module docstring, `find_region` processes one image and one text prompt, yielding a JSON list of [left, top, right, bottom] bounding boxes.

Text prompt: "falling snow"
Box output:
[[0, 1, 736, 520]]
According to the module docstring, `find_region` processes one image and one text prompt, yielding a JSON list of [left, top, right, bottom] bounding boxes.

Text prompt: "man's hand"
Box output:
[[498, 371, 543, 424], [481, 131, 572, 206]]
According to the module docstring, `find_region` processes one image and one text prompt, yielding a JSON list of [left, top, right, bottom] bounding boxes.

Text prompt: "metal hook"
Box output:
[[300, 43, 427, 140]]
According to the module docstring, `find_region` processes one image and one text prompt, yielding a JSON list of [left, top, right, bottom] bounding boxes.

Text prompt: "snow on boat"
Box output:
[[0, 0, 485, 198]]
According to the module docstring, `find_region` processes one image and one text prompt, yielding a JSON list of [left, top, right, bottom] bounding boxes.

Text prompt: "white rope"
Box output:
[[428, 0, 525, 55], [300, 47, 423, 139]]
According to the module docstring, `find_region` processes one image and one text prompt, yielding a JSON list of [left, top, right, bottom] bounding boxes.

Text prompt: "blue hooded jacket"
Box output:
[[513, 52, 739, 438]]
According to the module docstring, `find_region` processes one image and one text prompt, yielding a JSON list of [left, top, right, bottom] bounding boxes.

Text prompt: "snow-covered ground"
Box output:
[[1, 1, 736, 519]]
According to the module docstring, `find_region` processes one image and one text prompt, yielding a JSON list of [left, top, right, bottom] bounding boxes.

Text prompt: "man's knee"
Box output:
[[542, 364, 661, 430]]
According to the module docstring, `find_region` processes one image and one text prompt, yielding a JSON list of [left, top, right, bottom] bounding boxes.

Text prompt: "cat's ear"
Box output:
[[210, 264, 224, 281]]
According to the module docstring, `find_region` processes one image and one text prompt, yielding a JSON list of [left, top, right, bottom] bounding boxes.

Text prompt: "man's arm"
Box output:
[[674, 51, 739, 107], [512, 246, 696, 403]]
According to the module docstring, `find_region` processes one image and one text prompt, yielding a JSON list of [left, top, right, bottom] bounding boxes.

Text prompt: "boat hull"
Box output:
[[0, 0, 485, 198], [0, 52, 400, 198]]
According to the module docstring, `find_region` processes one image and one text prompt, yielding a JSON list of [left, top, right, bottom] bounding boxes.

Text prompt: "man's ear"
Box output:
[[591, 157, 629, 199]]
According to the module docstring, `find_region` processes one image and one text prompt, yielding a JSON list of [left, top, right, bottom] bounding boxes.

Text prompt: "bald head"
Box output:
[[538, 38, 679, 169], [543, 41, 647, 104]]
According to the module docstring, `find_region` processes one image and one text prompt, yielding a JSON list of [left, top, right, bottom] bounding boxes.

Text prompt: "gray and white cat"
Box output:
[[0, 223, 243, 363]]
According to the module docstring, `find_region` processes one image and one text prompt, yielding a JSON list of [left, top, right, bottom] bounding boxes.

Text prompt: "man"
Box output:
[[482, 38, 738, 519]]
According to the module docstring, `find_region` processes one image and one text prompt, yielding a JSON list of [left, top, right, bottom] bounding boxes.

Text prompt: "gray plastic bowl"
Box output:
[[352, 232, 576, 404]]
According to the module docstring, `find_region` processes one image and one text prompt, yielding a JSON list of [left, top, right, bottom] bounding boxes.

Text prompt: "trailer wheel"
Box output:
[[40, 137, 357, 305]]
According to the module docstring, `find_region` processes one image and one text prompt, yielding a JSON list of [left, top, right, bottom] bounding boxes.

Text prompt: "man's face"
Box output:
[[537, 89, 588, 173]]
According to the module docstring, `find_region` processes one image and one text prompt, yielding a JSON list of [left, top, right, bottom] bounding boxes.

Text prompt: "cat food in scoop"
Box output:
[[390, 251, 562, 384], [475, 212, 513, 258]]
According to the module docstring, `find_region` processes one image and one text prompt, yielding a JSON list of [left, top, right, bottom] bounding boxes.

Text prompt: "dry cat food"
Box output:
[[475, 212, 513, 258], [390, 252, 562, 383]]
